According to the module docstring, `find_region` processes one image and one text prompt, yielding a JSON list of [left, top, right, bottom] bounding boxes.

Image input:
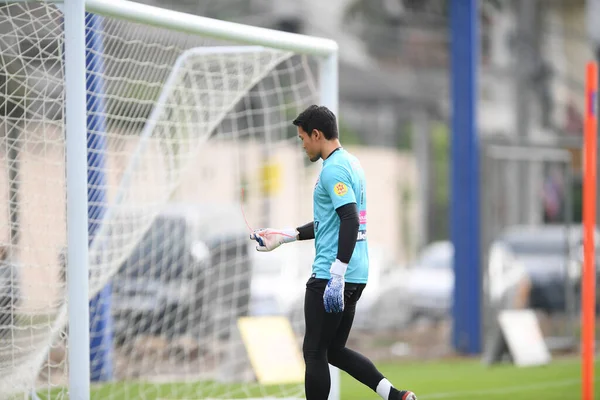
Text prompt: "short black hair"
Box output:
[[292, 105, 338, 140]]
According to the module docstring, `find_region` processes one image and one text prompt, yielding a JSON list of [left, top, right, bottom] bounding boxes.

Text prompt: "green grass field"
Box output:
[[341, 357, 594, 400], [35, 356, 597, 399]]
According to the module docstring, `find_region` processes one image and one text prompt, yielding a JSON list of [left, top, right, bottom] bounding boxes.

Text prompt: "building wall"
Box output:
[[479, 3, 518, 136], [560, 1, 592, 114]]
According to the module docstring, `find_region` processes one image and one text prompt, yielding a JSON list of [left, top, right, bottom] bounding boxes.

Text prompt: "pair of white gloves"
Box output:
[[250, 228, 347, 313]]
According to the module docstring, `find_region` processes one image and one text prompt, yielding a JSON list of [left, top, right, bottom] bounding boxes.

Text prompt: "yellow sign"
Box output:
[[260, 162, 282, 196], [237, 316, 304, 385], [333, 182, 348, 196]]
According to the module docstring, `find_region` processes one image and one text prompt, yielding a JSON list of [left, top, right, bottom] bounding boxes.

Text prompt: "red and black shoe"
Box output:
[[398, 390, 417, 400]]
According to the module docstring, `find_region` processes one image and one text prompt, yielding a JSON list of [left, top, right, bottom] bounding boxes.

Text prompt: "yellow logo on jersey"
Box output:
[[334, 182, 348, 196]]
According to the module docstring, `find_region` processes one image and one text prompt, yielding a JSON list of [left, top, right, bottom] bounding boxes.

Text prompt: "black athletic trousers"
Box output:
[[302, 277, 385, 400]]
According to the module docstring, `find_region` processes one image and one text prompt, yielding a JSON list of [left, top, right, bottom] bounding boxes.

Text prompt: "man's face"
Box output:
[[298, 126, 321, 162]]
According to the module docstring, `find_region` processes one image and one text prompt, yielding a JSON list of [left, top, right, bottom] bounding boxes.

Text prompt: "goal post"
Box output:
[[63, 1, 92, 400], [0, 0, 339, 399]]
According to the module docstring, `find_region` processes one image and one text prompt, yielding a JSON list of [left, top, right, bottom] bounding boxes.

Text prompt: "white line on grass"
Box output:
[[154, 378, 593, 400], [421, 378, 584, 399]]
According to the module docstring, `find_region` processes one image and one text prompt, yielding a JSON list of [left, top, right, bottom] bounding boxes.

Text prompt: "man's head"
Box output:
[[293, 105, 338, 162]]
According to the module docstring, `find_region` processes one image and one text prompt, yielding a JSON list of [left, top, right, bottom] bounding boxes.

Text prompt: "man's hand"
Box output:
[[323, 259, 347, 313], [250, 228, 297, 252]]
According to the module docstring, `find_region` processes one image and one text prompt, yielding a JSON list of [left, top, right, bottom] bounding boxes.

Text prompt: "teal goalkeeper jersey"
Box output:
[[312, 148, 369, 284]]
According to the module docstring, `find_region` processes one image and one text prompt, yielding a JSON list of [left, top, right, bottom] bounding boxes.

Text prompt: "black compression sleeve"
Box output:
[[335, 203, 359, 264], [297, 221, 315, 241]]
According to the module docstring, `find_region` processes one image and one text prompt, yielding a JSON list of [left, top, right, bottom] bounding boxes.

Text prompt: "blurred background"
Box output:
[[121, 0, 599, 362]]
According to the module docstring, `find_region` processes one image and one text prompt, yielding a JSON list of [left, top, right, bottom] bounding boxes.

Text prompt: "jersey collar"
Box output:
[[323, 146, 342, 162]]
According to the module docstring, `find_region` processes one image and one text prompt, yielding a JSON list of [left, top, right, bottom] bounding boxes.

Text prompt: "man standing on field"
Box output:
[[250, 105, 417, 400]]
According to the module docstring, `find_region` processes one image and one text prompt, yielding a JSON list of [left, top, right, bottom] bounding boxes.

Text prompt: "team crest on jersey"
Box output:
[[334, 182, 348, 196]]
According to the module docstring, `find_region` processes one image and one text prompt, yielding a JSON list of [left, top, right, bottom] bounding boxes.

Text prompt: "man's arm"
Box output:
[[250, 221, 313, 251], [294, 204, 359, 257], [323, 205, 359, 314], [319, 165, 359, 264], [320, 164, 359, 313], [296, 221, 315, 241], [335, 203, 359, 264]]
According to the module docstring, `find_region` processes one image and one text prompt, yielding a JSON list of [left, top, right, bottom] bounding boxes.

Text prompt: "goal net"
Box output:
[[0, 1, 334, 398]]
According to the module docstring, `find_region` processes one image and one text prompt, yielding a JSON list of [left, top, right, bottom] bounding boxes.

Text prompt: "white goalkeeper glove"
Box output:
[[250, 228, 297, 252], [324, 259, 347, 313]]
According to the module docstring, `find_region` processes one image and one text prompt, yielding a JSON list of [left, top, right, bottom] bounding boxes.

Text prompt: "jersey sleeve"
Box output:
[[321, 164, 356, 209]]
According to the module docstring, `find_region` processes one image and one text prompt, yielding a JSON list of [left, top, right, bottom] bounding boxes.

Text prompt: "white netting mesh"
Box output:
[[0, 2, 321, 398]]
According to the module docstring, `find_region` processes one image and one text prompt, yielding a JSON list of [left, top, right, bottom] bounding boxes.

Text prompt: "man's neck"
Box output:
[[322, 140, 342, 160]]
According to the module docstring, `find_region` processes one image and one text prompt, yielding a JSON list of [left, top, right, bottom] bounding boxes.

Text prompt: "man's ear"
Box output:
[[311, 129, 321, 140]]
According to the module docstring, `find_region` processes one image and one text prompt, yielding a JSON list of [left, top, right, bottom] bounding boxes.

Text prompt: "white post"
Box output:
[[319, 52, 339, 116], [319, 51, 341, 400], [64, 0, 91, 398]]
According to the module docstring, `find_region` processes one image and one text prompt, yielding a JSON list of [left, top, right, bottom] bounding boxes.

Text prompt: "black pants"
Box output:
[[303, 277, 385, 400]]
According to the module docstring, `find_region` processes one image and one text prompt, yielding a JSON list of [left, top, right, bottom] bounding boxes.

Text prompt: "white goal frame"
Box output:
[[62, 0, 339, 399]]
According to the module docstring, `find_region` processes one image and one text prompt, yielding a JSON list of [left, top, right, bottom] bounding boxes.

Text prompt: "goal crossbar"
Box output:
[[86, 0, 338, 57]]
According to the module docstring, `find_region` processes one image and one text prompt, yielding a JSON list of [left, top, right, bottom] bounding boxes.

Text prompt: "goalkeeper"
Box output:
[[250, 105, 416, 400]]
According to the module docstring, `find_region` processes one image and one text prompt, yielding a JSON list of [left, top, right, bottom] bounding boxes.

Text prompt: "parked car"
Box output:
[[486, 224, 600, 313], [248, 241, 312, 319], [350, 244, 414, 331], [110, 203, 252, 344], [256, 243, 412, 333], [405, 241, 454, 322], [348, 224, 600, 330], [400, 225, 599, 324]]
